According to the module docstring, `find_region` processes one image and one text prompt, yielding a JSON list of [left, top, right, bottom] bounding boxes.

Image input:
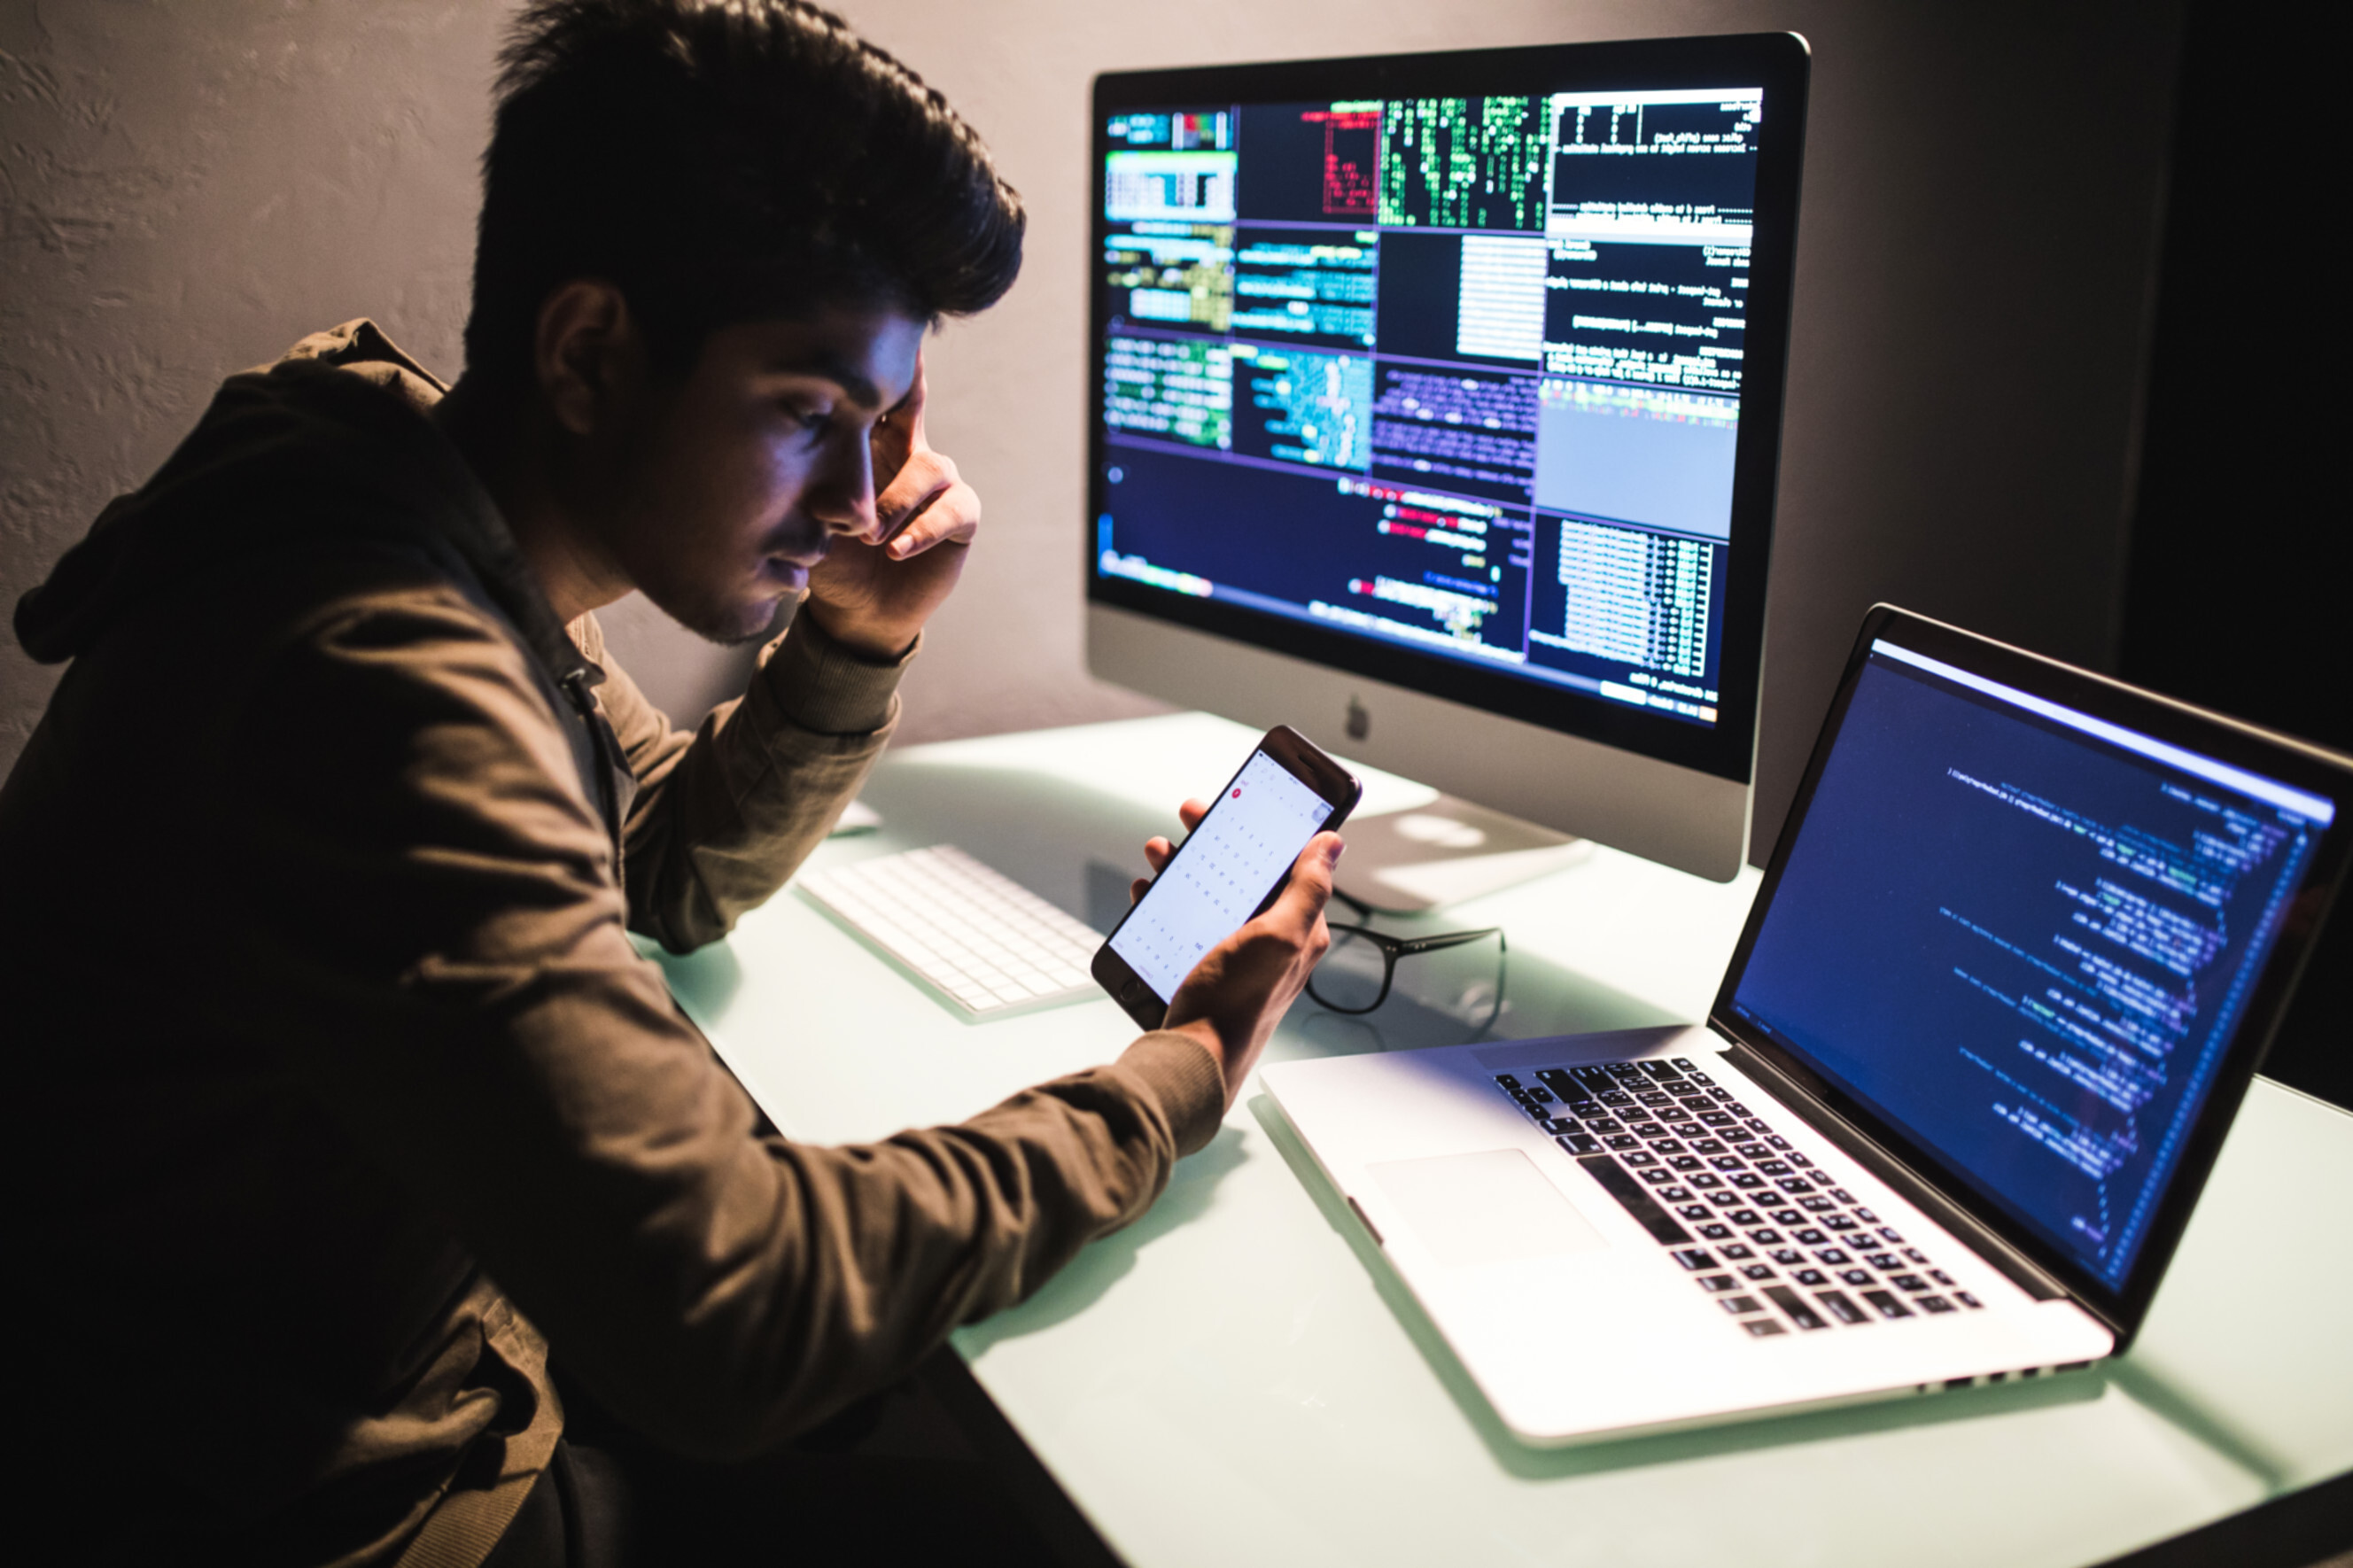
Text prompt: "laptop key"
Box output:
[[1769, 1248, 1802, 1265], [1638, 1168, 1675, 1185], [1762, 1285, 1830, 1331], [1721, 1295, 1762, 1315], [1839, 1269, 1874, 1286], [1771, 1208, 1804, 1225], [1954, 1292, 1983, 1309], [1748, 1228, 1782, 1244], [1793, 1268, 1828, 1286], [1622, 1151, 1658, 1167], [1919, 1295, 1956, 1314], [1676, 1205, 1711, 1221], [1815, 1248, 1852, 1265], [1697, 1274, 1739, 1293], [1742, 1263, 1776, 1281], [1793, 1228, 1828, 1246], [1671, 1248, 1717, 1270], [1743, 1318, 1788, 1338], [1557, 1134, 1601, 1155], [1727, 1209, 1762, 1226], [1891, 1274, 1929, 1292], [1698, 1223, 1732, 1240], [1658, 1186, 1693, 1202], [1860, 1290, 1913, 1320], [1579, 1154, 1697, 1244], [1606, 1136, 1642, 1151], [1815, 1290, 1869, 1325], [1720, 1244, 1755, 1261]]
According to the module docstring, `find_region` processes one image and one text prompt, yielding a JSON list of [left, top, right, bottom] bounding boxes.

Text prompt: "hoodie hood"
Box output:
[[14, 321, 589, 688]]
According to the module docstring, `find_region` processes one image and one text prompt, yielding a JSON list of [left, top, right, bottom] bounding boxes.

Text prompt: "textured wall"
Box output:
[[2, 0, 2184, 866]]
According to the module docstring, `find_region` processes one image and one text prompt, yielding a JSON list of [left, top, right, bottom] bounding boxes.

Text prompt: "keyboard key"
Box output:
[[1731, 1174, 1767, 1189], [1905, 1247, 1929, 1263], [1637, 1168, 1675, 1185], [1650, 1138, 1687, 1154], [1930, 1270, 1954, 1286], [1670, 1155, 1702, 1171], [1708, 1191, 1743, 1207], [1762, 1285, 1830, 1331], [1697, 1274, 1739, 1293], [1891, 1274, 1929, 1292], [1815, 1248, 1852, 1265], [1742, 1263, 1776, 1281], [1743, 1318, 1787, 1338], [1788, 1153, 1813, 1167], [1878, 1228, 1906, 1244], [1541, 1116, 1581, 1135], [1792, 1229, 1828, 1246], [1954, 1292, 1984, 1309], [1726, 1209, 1762, 1226], [1829, 1188, 1856, 1204], [1587, 1118, 1624, 1134], [1557, 1134, 1600, 1155], [1815, 1290, 1868, 1325], [1792, 1268, 1828, 1286], [1767, 1135, 1792, 1150], [1860, 1289, 1913, 1320], [1839, 1269, 1874, 1286], [1754, 1159, 1790, 1176], [1655, 1106, 1691, 1123], [1605, 1135, 1642, 1151], [1671, 1249, 1717, 1270], [1781, 1178, 1815, 1195], [1720, 1244, 1755, 1261], [1697, 1223, 1732, 1240], [1689, 1175, 1724, 1190], [1623, 1151, 1658, 1167], [1721, 1295, 1762, 1316], [1769, 1248, 1802, 1265], [1919, 1295, 1956, 1314], [1748, 1228, 1783, 1244], [1676, 1204, 1712, 1221], [1578, 1153, 1696, 1244], [1689, 1138, 1727, 1155], [1823, 1215, 1859, 1231], [1771, 1208, 1804, 1225]]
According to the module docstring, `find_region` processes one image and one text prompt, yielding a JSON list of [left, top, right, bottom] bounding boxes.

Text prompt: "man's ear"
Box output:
[[532, 279, 641, 438]]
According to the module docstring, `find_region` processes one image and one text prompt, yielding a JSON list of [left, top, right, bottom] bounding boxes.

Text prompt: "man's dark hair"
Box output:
[[464, 0, 1023, 388]]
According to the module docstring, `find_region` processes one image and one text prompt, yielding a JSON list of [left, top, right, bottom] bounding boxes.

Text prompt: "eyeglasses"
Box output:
[[1308, 902, 1508, 1021]]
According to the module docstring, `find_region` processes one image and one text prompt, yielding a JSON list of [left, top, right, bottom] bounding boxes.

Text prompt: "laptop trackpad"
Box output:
[[1370, 1150, 1605, 1268]]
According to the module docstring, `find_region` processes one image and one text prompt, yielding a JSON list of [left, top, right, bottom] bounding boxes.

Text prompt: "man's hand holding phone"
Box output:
[[1134, 797, 1343, 1111]]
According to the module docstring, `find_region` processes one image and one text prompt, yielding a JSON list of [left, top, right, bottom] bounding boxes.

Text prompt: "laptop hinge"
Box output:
[[1707, 1028, 2081, 1310]]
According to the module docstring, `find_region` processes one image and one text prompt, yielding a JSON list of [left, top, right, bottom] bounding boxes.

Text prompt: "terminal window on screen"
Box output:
[[1094, 90, 1762, 730], [1728, 652, 2326, 1290]]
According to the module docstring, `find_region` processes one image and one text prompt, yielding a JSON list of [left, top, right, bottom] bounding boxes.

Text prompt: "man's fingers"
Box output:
[[1263, 832, 1343, 937], [1177, 798, 1209, 831], [1144, 834, 1175, 873], [883, 477, 980, 560]]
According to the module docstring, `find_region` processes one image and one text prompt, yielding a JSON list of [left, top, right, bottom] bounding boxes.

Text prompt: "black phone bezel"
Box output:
[[1706, 604, 2353, 1347], [1092, 724, 1363, 1030]]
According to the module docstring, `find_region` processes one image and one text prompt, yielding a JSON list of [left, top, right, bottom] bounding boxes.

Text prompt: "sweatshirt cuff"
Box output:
[[1115, 1030, 1227, 1157], [760, 611, 916, 736]]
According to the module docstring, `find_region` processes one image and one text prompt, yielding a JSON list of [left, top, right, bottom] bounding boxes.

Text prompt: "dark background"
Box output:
[[2116, 0, 2348, 1110]]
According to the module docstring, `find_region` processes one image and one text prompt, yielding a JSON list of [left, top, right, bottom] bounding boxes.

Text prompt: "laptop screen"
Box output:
[[1726, 638, 2336, 1292]]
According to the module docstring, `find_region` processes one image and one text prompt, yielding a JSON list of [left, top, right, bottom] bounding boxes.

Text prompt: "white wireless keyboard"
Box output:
[[796, 845, 1106, 1018]]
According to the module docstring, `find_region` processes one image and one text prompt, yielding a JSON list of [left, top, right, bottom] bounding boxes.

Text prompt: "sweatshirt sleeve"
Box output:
[[587, 608, 912, 954], [221, 582, 1225, 1461]]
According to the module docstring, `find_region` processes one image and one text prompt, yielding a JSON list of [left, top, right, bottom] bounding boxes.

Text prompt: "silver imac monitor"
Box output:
[[1084, 34, 1811, 896]]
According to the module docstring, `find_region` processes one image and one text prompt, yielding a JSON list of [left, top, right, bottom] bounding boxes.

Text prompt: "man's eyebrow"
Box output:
[[760, 351, 883, 410]]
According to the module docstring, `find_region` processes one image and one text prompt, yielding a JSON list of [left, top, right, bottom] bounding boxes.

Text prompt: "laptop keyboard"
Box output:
[[1495, 1057, 1984, 1339]]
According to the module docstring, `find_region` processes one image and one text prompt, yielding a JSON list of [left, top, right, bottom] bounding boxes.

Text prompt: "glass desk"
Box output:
[[649, 712, 2353, 1568]]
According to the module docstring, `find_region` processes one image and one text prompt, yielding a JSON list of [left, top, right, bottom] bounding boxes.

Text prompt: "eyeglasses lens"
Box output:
[[1310, 927, 1392, 1013]]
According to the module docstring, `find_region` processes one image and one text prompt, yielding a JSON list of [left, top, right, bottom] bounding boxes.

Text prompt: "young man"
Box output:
[[1, 3, 1335, 1563]]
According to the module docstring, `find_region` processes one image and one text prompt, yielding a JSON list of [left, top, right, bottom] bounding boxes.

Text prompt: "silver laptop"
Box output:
[[1264, 605, 2352, 1445]]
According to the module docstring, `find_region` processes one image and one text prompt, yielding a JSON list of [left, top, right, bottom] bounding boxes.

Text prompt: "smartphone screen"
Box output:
[[1107, 749, 1339, 1003]]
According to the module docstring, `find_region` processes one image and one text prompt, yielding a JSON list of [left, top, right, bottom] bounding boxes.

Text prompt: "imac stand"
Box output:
[[1333, 794, 1592, 913]]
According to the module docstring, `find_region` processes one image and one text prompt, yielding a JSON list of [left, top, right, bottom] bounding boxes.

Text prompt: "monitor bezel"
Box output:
[[1708, 603, 2353, 1341], [1085, 32, 1812, 786]]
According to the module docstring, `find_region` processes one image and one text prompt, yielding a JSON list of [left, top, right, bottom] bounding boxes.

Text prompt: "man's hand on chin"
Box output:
[[803, 352, 978, 660]]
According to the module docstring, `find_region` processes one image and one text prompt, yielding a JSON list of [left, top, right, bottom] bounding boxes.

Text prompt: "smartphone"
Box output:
[[1092, 725, 1362, 1030]]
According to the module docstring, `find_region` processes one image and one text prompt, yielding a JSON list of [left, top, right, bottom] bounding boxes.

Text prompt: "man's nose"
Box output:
[[807, 436, 880, 541]]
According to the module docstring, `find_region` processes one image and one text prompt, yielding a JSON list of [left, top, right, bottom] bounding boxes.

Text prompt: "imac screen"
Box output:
[[1088, 40, 1805, 777]]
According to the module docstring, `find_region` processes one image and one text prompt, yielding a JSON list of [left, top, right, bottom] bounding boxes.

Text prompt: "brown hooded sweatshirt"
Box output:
[[0, 322, 1221, 1567]]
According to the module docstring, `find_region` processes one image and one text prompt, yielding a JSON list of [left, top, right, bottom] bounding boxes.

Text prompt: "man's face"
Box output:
[[592, 306, 926, 644]]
